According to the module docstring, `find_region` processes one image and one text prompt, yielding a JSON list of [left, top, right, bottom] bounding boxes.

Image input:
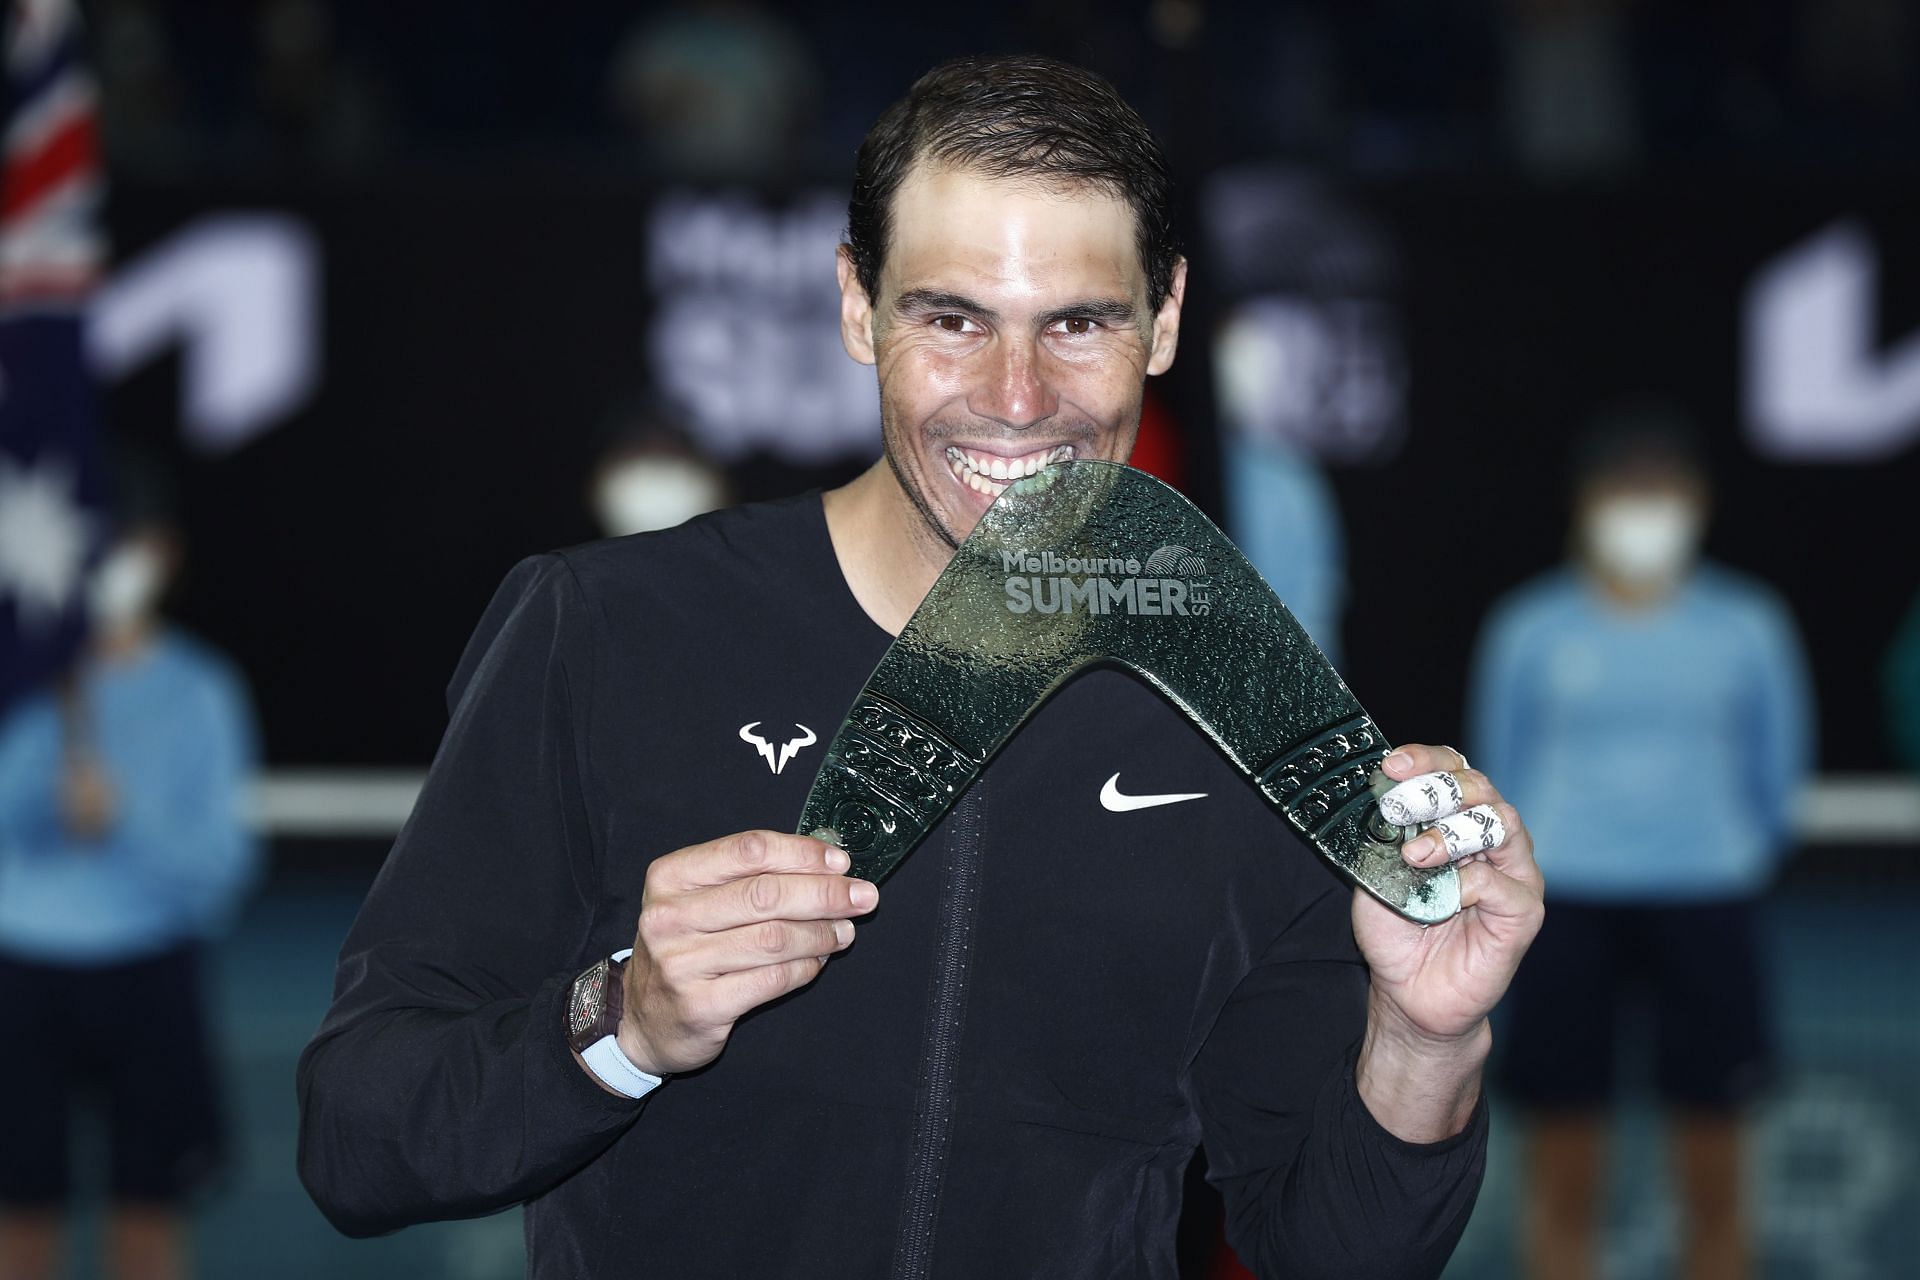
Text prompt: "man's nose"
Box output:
[[968, 336, 1058, 431]]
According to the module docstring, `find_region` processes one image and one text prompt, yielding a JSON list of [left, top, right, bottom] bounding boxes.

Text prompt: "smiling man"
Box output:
[[298, 56, 1540, 1279], [824, 86, 1186, 632]]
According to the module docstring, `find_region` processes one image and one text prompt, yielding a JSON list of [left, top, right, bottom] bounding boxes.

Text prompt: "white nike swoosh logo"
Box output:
[[1099, 772, 1208, 813]]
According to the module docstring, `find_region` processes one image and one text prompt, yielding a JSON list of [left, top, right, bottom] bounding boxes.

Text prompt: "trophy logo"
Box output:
[[999, 543, 1214, 617]]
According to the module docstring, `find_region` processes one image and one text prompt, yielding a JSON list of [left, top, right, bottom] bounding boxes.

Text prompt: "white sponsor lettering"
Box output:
[[648, 192, 880, 463], [89, 214, 321, 454], [1745, 219, 1920, 461], [1000, 544, 1211, 617]]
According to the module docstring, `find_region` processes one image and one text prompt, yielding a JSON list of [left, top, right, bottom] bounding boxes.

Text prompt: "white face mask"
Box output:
[[592, 456, 726, 538], [89, 542, 166, 630], [1584, 496, 1702, 587], [1214, 311, 1281, 432]]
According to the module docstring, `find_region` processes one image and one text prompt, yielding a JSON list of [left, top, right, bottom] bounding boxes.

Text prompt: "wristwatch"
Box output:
[[567, 948, 663, 1099]]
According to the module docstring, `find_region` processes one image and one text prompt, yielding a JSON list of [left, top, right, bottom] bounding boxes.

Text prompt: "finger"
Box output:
[[1434, 806, 1504, 859], [693, 917, 855, 977], [1400, 802, 1543, 892], [702, 956, 832, 1025], [1455, 859, 1545, 942], [1382, 743, 1471, 781], [684, 870, 878, 934], [1400, 804, 1506, 866], [653, 830, 850, 892], [1379, 766, 1508, 825], [1476, 804, 1542, 891], [1378, 771, 1465, 825]]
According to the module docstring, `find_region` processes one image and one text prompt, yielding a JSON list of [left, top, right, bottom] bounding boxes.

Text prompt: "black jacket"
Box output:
[[296, 495, 1486, 1278]]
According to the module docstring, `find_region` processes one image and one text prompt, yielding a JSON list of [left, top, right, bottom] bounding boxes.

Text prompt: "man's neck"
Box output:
[[822, 462, 955, 637], [1583, 562, 1683, 612], [92, 619, 157, 663]]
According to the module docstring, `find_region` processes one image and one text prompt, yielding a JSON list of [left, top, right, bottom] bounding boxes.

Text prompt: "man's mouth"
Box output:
[[943, 443, 1076, 498]]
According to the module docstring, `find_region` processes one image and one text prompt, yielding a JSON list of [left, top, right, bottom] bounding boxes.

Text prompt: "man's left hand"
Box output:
[[1350, 743, 1544, 1142]]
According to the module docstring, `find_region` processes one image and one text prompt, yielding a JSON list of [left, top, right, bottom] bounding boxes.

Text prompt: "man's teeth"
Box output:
[[943, 444, 1074, 497]]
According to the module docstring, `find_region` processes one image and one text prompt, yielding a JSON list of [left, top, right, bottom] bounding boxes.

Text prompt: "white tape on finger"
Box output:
[[1378, 771, 1465, 826], [1432, 805, 1505, 860]]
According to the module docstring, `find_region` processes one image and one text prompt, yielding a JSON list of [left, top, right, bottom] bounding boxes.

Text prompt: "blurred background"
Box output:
[[1, 1, 1916, 1277]]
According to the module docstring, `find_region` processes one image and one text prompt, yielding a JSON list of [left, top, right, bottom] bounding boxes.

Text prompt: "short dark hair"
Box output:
[[1570, 399, 1707, 489], [846, 54, 1181, 312]]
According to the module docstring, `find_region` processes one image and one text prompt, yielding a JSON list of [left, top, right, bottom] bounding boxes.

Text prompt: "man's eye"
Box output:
[[934, 315, 975, 333], [1056, 317, 1096, 336]]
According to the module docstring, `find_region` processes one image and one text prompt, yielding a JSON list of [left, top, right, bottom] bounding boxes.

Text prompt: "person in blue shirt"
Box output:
[[1223, 432, 1346, 665], [1469, 412, 1813, 1280], [1212, 294, 1350, 664], [0, 489, 260, 1280]]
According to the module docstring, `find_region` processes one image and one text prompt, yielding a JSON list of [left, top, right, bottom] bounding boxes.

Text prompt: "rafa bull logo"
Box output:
[[738, 722, 817, 775]]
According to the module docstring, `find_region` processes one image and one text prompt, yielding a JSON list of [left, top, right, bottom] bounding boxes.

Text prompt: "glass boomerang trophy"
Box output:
[[796, 460, 1461, 925]]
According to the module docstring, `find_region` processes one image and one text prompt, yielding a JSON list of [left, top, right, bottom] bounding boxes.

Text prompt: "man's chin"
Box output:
[[914, 458, 993, 547], [928, 502, 975, 550]]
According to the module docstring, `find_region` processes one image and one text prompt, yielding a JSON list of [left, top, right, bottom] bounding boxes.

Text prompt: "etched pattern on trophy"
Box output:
[[1256, 716, 1395, 840], [816, 694, 981, 853]]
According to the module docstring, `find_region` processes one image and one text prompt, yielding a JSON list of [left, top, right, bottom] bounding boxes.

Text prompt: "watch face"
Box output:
[[569, 959, 609, 1040]]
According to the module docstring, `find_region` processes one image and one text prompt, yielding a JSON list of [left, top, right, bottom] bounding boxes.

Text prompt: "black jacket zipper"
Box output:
[[889, 784, 987, 1279]]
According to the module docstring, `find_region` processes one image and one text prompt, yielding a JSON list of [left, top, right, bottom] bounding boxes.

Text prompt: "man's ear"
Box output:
[[837, 245, 876, 366], [1145, 257, 1188, 377]]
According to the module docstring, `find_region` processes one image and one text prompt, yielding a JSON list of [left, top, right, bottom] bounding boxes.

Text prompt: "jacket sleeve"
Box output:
[[1189, 885, 1488, 1280], [296, 553, 644, 1237]]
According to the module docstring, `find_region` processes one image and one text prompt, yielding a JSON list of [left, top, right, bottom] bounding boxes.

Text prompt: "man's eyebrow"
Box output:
[[892, 290, 1140, 329], [1037, 298, 1140, 328], [893, 289, 1000, 324]]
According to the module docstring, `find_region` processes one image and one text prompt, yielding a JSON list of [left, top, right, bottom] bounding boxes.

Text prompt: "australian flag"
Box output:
[[0, 0, 107, 713]]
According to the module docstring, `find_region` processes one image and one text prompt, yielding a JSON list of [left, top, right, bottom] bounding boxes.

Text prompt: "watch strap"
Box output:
[[570, 948, 663, 1099], [580, 1032, 662, 1099]]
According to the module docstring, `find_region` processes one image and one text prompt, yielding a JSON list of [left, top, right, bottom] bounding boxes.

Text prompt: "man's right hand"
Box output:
[[615, 831, 876, 1076]]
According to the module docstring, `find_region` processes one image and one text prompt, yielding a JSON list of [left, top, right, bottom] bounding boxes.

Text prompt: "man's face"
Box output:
[[837, 163, 1185, 552]]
